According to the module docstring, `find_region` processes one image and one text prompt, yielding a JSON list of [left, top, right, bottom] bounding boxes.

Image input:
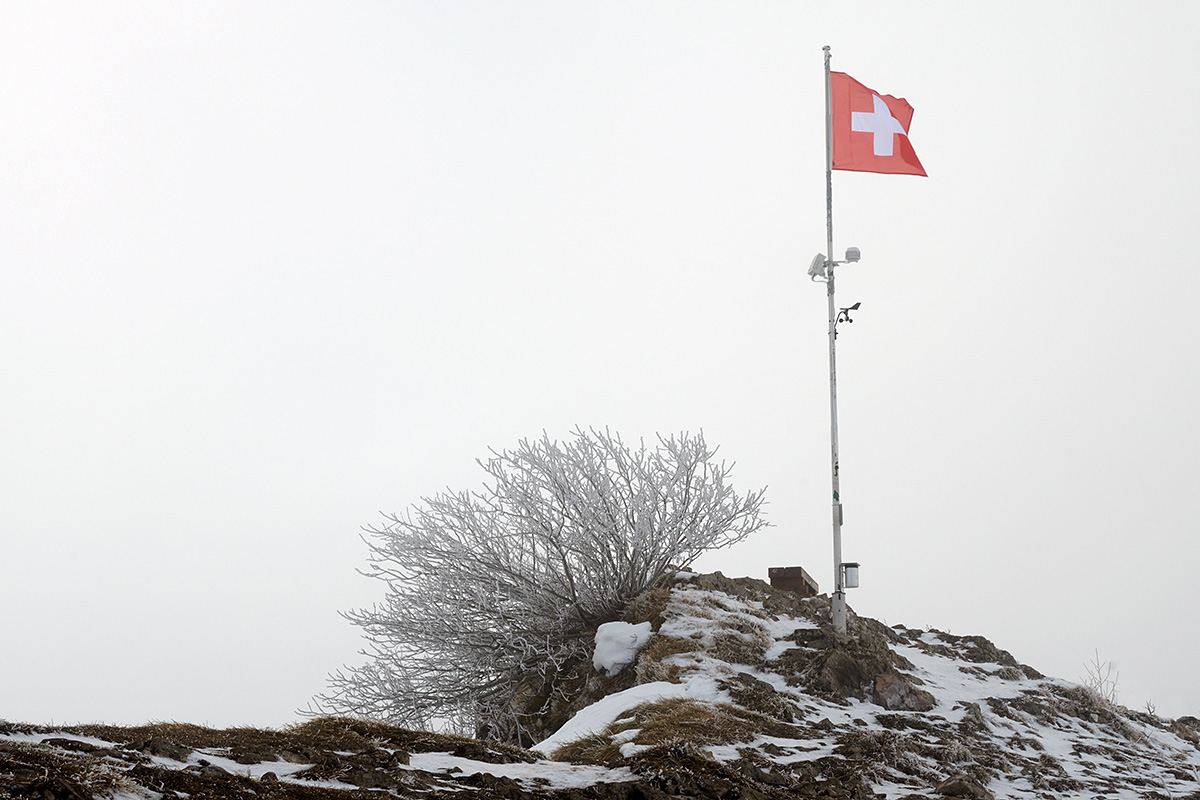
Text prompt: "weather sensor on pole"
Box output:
[[816, 45, 867, 636], [810, 244, 862, 635], [811, 45, 926, 635]]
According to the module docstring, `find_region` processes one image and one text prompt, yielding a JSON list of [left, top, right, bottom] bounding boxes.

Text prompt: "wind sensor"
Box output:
[[808, 243, 865, 635]]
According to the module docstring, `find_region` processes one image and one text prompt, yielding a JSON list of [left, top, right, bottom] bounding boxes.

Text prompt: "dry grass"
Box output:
[[635, 635, 698, 683], [622, 588, 673, 630], [710, 627, 771, 668], [833, 728, 943, 784], [0, 740, 135, 798], [940, 740, 974, 764], [719, 674, 797, 723], [549, 696, 804, 765], [1055, 685, 1113, 724], [723, 613, 773, 636], [549, 733, 627, 765], [995, 665, 1025, 681], [696, 594, 739, 614], [669, 601, 716, 622], [58, 716, 534, 762], [1, 716, 544, 799], [61, 718, 349, 760], [618, 697, 800, 748]]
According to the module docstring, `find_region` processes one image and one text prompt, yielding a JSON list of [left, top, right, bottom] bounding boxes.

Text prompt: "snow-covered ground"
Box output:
[[535, 573, 1200, 799], [0, 723, 639, 796], [3, 572, 1197, 799]]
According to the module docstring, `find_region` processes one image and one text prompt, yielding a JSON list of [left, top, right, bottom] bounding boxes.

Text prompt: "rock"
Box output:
[[800, 614, 918, 708], [874, 673, 936, 712], [5, 573, 1198, 800], [39, 737, 100, 753], [228, 743, 279, 764], [927, 632, 1019, 668], [736, 758, 792, 787], [191, 759, 231, 778], [340, 766, 404, 790], [1172, 716, 1200, 745], [450, 740, 500, 763], [935, 773, 993, 799], [463, 772, 528, 799], [277, 746, 320, 763], [813, 648, 876, 699], [129, 737, 192, 762]]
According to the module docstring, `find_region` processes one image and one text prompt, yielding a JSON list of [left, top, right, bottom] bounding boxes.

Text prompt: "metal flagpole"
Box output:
[[823, 45, 848, 635]]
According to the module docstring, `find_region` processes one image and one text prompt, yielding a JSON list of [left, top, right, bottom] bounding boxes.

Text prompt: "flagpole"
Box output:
[[824, 45, 848, 635]]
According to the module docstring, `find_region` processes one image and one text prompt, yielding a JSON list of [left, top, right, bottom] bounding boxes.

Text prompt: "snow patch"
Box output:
[[593, 621, 652, 677], [407, 752, 636, 789], [531, 681, 691, 755]]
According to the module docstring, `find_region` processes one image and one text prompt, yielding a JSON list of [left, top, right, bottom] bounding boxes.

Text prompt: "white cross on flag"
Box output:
[[831, 71, 926, 177]]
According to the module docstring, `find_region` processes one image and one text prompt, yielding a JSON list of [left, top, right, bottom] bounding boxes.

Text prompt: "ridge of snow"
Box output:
[[531, 681, 694, 755]]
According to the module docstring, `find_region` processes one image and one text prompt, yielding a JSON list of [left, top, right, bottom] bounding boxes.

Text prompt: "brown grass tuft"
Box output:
[[623, 588, 673, 630], [550, 733, 626, 765], [0, 740, 135, 798], [635, 635, 698, 683], [710, 625, 771, 668], [621, 697, 801, 748]]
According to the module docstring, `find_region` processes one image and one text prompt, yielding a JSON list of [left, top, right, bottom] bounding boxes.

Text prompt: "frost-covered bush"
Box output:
[[312, 428, 768, 743]]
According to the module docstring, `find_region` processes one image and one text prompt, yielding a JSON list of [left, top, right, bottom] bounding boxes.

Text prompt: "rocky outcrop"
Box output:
[[649, 572, 934, 713], [524, 572, 1200, 799]]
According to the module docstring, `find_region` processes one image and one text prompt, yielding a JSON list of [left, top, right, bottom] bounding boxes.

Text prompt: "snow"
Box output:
[[592, 621, 652, 677], [891, 642, 1033, 713], [407, 752, 636, 789], [6, 576, 1200, 798], [192, 752, 318, 782], [0, 728, 637, 792], [548, 580, 1200, 798], [530, 681, 692, 755]]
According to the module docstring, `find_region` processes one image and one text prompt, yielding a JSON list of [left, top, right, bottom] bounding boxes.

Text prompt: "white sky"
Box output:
[[3, 2, 1198, 726]]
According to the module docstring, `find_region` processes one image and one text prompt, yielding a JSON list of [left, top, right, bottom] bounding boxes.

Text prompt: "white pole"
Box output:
[[824, 45, 848, 635]]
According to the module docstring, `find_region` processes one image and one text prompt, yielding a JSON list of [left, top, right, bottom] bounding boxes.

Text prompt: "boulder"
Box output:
[[874, 673, 936, 712], [935, 773, 993, 799]]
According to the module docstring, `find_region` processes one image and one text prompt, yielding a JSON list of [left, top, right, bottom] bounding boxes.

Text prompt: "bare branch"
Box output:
[[310, 428, 769, 743]]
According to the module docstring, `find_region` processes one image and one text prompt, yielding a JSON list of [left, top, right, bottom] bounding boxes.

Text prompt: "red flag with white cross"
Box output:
[[830, 71, 927, 177]]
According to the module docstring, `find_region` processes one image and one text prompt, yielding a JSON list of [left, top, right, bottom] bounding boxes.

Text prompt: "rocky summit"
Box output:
[[3, 571, 1199, 799]]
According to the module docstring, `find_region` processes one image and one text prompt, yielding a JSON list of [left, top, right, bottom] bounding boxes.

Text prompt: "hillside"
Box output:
[[3, 571, 1198, 799]]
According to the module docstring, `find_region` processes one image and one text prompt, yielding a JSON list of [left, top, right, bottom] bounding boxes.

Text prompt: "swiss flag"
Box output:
[[831, 71, 926, 177]]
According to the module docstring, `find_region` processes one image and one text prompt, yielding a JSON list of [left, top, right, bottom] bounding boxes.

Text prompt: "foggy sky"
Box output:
[[3, 2, 1198, 726]]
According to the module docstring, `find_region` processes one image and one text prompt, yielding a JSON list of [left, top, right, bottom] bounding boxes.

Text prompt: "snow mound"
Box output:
[[592, 621, 653, 677], [532, 681, 691, 756]]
